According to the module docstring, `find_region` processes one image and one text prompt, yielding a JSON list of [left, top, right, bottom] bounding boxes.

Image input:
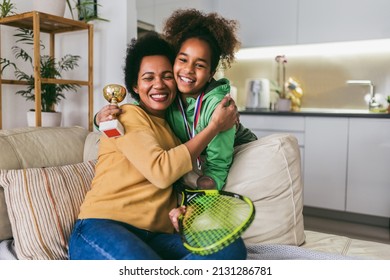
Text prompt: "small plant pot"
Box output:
[[276, 98, 291, 111], [27, 111, 62, 127]]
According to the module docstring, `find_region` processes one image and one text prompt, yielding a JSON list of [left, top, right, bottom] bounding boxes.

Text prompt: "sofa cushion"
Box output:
[[302, 230, 390, 259], [224, 134, 305, 246], [0, 160, 96, 260], [0, 126, 89, 241], [83, 132, 101, 162], [0, 126, 89, 169]]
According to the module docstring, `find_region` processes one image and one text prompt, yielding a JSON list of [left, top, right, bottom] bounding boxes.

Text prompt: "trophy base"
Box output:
[[99, 119, 124, 138]]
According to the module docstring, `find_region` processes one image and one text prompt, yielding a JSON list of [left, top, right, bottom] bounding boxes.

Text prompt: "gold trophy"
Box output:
[[99, 84, 127, 138]]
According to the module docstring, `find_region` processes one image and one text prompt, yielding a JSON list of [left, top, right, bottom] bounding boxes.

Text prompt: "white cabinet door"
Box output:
[[298, 0, 390, 44], [136, 0, 215, 32], [347, 118, 390, 217], [239, 115, 305, 146], [215, 0, 298, 47], [239, 115, 305, 171], [303, 117, 349, 210]]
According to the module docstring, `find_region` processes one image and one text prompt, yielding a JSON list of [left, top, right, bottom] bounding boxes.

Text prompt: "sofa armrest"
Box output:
[[0, 126, 89, 241], [83, 132, 101, 162]]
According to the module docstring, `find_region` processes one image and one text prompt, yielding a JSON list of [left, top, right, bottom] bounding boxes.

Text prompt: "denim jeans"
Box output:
[[68, 218, 247, 260]]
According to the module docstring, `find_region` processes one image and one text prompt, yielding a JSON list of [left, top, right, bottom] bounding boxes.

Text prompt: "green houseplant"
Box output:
[[0, 28, 81, 114], [0, 0, 16, 18], [66, 0, 108, 23]]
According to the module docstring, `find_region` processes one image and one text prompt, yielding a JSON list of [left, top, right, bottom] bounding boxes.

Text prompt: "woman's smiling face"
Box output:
[[173, 38, 214, 98], [133, 55, 177, 118]]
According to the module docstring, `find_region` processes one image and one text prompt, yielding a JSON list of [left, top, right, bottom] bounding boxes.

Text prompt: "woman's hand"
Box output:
[[210, 94, 238, 132], [169, 206, 186, 232], [96, 105, 122, 125]]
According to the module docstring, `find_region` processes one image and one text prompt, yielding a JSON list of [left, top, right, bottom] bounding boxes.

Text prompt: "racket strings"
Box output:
[[182, 194, 252, 252]]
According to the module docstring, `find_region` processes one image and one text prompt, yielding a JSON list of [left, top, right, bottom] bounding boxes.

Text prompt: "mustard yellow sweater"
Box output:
[[78, 105, 192, 233]]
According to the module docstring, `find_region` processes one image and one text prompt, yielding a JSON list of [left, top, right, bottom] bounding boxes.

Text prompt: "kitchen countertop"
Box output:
[[240, 108, 390, 118]]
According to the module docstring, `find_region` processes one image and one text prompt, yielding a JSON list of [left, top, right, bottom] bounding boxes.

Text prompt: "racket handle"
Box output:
[[196, 175, 216, 190]]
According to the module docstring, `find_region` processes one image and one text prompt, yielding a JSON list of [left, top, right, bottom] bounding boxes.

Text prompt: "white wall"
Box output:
[[136, 0, 215, 33], [1, 0, 137, 130]]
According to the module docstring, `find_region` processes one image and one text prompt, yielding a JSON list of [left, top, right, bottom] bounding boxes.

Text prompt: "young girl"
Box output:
[[163, 9, 257, 190]]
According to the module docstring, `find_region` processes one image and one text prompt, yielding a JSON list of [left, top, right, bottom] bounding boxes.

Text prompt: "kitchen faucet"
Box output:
[[346, 80, 380, 111]]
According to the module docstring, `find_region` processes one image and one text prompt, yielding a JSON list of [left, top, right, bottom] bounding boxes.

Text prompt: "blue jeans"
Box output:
[[68, 218, 247, 260]]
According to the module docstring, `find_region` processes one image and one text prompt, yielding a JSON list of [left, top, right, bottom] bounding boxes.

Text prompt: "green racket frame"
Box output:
[[178, 189, 255, 256]]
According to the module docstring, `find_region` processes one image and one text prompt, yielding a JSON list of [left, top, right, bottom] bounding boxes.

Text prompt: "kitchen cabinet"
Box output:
[[135, 0, 299, 47], [239, 114, 305, 167], [136, 0, 215, 33], [298, 0, 390, 44], [347, 118, 390, 217], [303, 117, 349, 211], [240, 113, 390, 218], [215, 0, 298, 47], [136, 0, 390, 47], [216, 0, 390, 47], [239, 115, 305, 146]]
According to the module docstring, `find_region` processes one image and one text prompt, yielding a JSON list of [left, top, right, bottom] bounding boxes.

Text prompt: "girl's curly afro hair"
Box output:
[[163, 9, 241, 73], [123, 31, 176, 101]]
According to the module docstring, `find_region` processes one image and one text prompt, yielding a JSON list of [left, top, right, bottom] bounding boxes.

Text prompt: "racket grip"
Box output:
[[196, 175, 216, 190]]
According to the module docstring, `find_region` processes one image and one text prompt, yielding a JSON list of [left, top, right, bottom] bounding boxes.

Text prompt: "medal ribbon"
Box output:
[[177, 93, 205, 169]]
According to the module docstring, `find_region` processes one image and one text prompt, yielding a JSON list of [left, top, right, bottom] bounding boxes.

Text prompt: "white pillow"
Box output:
[[0, 160, 96, 260], [225, 134, 305, 246]]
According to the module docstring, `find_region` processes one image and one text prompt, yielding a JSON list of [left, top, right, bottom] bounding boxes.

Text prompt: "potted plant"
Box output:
[[67, 0, 108, 23], [0, 28, 81, 126], [0, 0, 16, 18], [30, 1, 108, 23], [33, 0, 67, 17]]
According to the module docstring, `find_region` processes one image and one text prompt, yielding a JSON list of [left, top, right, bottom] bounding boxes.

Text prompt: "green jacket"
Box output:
[[166, 78, 257, 190]]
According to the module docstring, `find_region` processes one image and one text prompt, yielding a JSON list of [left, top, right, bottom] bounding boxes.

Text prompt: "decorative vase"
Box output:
[[27, 111, 62, 127], [33, 0, 66, 17], [276, 98, 291, 111]]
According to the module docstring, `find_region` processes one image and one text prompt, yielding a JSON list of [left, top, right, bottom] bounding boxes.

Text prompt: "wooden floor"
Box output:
[[304, 212, 390, 245]]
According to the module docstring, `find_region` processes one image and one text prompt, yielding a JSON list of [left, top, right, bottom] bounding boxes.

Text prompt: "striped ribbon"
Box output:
[[177, 93, 205, 170]]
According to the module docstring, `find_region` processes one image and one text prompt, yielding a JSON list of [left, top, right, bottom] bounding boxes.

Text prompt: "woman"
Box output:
[[68, 32, 246, 260]]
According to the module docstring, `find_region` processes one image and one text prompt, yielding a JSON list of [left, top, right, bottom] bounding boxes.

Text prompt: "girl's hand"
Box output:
[[197, 175, 216, 190], [210, 94, 238, 132], [169, 206, 186, 232], [96, 105, 122, 125]]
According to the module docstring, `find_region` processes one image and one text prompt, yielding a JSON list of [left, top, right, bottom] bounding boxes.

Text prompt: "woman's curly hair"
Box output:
[[163, 9, 241, 73], [123, 31, 176, 101]]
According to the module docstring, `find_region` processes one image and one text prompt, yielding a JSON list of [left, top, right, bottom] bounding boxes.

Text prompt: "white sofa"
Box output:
[[0, 126, 389, 260]]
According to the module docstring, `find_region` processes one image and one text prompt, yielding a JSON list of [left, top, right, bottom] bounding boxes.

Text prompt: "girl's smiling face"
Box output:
[[174, 38, 214, 99], [133, 55, 177, 118]]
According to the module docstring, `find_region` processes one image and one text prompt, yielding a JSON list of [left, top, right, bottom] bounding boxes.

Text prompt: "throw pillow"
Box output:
[[0, 160, 96, 260], [224, 134, 305, 246]]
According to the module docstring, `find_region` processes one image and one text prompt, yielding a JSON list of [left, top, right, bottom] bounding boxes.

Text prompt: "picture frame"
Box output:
[[78, 0, 98, 21]]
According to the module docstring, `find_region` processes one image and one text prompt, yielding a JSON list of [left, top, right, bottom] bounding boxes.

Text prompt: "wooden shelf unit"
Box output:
[[0, 11, 94, 131]]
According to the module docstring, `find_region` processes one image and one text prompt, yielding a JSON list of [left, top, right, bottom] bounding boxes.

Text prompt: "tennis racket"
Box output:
[[178, 188, 255, 256]]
